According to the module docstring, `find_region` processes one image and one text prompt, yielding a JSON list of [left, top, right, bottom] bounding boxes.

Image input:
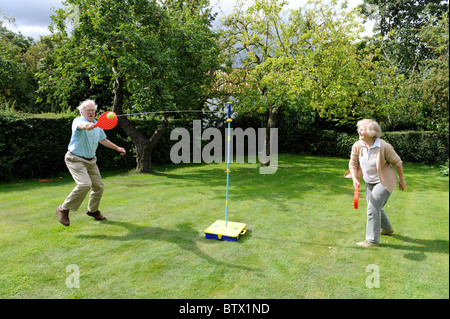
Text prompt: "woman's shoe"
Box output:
[[357, 240, 379, 247], [381, 228, 394, 235]]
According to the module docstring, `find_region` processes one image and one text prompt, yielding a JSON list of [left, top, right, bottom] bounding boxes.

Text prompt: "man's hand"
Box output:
[[117, 147, 126, 156], [79, 122, 95, 131]]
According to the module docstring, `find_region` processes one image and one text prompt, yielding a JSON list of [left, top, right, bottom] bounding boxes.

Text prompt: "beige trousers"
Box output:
[[62, 151, 104, 212]]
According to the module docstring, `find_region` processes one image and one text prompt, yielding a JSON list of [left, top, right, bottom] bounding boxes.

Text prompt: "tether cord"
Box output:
[[116, 110, 222, 117]]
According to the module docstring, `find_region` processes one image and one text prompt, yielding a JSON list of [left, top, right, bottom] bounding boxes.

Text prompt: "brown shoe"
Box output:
[[86, 210, 106, 221], [56, 205, 70, 226]]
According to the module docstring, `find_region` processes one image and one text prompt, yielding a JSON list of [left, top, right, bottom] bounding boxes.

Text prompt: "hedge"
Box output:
[[0, 112, 448, 182], [0, 112, 171, 182], [0, 113, 75, 182], [382, 131, 449, 165], [272, 112, 449, 164], [278, 128, 449, 165]]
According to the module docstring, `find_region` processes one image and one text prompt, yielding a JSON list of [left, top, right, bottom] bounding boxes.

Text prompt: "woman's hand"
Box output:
[[399, 179, 406, 191], [396, 165, 406, 191]]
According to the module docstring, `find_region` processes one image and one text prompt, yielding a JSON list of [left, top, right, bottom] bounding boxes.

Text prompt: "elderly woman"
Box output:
[[346, 119, 406, 247]]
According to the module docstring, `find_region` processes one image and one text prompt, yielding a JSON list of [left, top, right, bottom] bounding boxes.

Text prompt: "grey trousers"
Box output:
[[365, 183, 392, 244], [62, 152, 104, 212]]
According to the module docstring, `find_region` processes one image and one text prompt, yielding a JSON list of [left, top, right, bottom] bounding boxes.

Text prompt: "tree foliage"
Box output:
[[1, 0, 448, 175], [360, 0, 448, 75], [218, 0, 405, 130], [359, 0, 449, 130], [0, 14, 46, 112], [413, 11, 449, 131], [38, 0, 221, 171]]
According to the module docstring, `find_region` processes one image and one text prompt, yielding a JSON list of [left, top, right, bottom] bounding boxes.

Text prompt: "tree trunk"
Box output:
[[112, 72, 167, 173], [134, 141, 152, 173], [260, 103, 276, 166]]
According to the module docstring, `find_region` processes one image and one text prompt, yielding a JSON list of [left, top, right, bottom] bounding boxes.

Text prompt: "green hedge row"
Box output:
[[382, 131, 449, 165], [0, 113, 74, 182], [279, 128, 449, 165], [0, 112, 170, 182], [0, 112, 448, 182], [271, 112, 449, 165]]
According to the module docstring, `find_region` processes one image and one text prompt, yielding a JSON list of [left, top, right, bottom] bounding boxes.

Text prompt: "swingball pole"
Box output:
[[204, 102, 246, 241], [225, 103, 232, 227]]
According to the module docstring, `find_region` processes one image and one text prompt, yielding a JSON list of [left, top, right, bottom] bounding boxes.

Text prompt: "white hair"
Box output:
[[77, 99, 98, 113], [357, 119, 382, 139]]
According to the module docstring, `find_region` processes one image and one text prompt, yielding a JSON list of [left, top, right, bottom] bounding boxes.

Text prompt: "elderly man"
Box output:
[[56, 100, 126, 226]]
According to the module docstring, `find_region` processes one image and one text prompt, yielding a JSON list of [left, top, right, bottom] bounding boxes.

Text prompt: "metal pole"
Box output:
[[225, 103, 232, 227]]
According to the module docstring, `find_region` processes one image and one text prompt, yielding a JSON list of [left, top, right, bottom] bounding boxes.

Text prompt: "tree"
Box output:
[[414, 10, 449, 131], [359, 0, 449, 76], [219, 0, 309, 164], [36, 32, 111, 113], [45, 0, 221, 172], [0, 24, 24, 106], [0, 13, 41, 112], [219, 0, 403, 135]]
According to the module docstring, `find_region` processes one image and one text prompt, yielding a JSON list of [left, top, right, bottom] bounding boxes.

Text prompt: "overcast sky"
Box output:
[[1, 0, 371, 40]]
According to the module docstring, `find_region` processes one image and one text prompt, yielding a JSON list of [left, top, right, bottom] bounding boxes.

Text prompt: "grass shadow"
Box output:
[[77, 220, 258, 272], [384, 234, 449, 261]]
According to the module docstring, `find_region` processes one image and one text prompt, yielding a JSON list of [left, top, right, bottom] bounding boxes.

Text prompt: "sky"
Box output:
[[0, 0, 372, 40]]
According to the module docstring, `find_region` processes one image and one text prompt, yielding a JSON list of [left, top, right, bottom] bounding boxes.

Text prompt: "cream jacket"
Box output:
[[345, 139, 403, 193]]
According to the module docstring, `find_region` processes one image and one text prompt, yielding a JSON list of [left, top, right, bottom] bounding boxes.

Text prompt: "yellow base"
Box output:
[[204, 220, 247, 242]]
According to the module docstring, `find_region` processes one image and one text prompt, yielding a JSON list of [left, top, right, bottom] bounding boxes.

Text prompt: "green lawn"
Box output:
[[0, 154, 448, 299]]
